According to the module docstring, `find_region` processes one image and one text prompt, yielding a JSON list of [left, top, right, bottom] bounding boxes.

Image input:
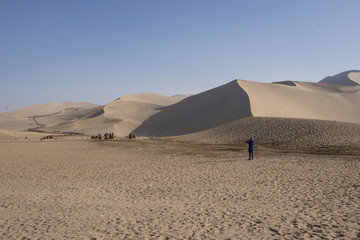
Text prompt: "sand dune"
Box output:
[[34, 106, 102, 128], [0, 102, 99, 131], [239, 80, 360, 123], [135, 79, 360, 137], [175, 117, 360, 154], [2, 101, 98, 117], [135, 80, 252, 136], [1, 70, 360, 137], [319, 70, 360, 86], [41, 93, 189, 136]]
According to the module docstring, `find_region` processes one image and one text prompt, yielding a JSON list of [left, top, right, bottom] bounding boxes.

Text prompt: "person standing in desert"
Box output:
[[246, 137, 254, 160]]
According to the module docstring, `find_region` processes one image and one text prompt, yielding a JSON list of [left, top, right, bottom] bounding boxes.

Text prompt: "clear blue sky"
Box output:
[[1, 0, 359, 112]]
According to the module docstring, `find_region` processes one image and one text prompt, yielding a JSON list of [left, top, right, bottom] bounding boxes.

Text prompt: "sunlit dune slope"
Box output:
[[41, 93, 188, 136], [238, 80, 360, 123], [175, 117, 360, 153], [0, 102, 99, 131]]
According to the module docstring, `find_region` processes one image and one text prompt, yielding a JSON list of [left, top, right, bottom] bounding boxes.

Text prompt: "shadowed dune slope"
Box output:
[[175, 117, 360, 153], [238, 80, 360, 123], [135, 80, 252, 137], [41, 93, 188, 136], [319, 70, 360, 86]]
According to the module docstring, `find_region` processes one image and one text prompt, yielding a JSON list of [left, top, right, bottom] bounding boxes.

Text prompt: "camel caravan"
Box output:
[[90, 131, 137, 140], [91, 132, 115, 140], [41, 135, 54, 141], [127, 131, 136, 139]]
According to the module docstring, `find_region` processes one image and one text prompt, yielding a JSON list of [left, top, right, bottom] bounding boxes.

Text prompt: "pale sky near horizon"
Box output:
[[1, 0, 359, 112]]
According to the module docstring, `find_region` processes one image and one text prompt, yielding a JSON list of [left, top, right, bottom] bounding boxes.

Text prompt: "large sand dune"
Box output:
[[135, 80, 252, 136], [239, 80, 360, 123], [135, 79, 360, 137], [41, 93, 189, 136]]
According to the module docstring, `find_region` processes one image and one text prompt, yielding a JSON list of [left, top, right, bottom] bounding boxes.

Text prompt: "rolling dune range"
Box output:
[[1, 70, 360, 239], [40, 93, 190, 137], [1, 70, 359, 139]]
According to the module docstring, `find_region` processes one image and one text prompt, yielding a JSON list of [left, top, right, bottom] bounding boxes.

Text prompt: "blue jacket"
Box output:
[[246, 139, 254, 152]]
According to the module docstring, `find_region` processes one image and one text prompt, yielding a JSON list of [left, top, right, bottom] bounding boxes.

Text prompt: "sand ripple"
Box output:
[[0, 140, 359, 239]]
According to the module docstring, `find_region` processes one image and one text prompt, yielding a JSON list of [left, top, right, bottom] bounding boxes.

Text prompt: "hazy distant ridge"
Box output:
[[318, 70, 360, 86]]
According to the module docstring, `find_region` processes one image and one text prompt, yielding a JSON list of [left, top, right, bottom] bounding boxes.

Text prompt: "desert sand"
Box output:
[[0, 129, 53, 142], [177, 117, 360, 154], [0, 138, 359, 239], [1, 71, 360, 239]]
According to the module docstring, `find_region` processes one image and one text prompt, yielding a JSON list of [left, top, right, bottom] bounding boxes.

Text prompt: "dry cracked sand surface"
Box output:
[[0, 139, 359, 239]]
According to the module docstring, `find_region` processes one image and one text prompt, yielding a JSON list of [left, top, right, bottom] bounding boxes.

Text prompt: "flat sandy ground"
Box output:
[[0, 139, 359, 239]]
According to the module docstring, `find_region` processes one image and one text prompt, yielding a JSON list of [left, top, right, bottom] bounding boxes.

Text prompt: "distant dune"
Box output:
[[41, 93, 189, 136], [319, 70, 360, 86], [0, 102, 99, 131]]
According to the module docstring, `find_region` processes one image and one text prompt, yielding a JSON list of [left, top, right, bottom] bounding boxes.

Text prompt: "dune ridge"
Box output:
[[319, 70, 360, 86], [41, 93, 189, 136], [134, 80, 252, 137], [238, 80, 360, 123]]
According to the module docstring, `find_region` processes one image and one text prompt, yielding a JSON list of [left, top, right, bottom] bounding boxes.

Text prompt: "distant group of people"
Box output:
[[41, 135, 54, 141], [91, 132, 114, 140], [127, 131, 136, 139]]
